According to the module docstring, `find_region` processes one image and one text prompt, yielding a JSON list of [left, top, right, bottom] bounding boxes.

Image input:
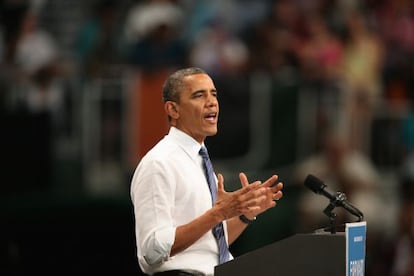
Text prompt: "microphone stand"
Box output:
[[323, 201, 338, 234], [322, 191, 348, 234]]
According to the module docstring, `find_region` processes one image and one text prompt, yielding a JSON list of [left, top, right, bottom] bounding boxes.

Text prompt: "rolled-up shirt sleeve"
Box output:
[[142, 226, 175, 266], [131, 159, 177, 267]]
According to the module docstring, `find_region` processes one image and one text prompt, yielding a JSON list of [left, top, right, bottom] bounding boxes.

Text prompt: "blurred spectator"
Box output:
[[14, 8, 64, 114], [292, 12, 346, 149], [295, 13, 344, 82], [0, 1, 66, 195], [189, 20, 249, 77], [182, 1, 261, 77], [379, 200, 414, 276], [372, 159, 414, 276], [376, 0, 414, 108], [74, 0, 123, 79], [242, 0, 303, 73], [391, 201, 414, 276], [122, 0, 187, 71], [293, 129, 384, 233], [340, 10, 385, 154]]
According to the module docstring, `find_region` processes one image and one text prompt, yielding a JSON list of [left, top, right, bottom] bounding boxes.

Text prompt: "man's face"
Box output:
[[172, 73, 219, 143]]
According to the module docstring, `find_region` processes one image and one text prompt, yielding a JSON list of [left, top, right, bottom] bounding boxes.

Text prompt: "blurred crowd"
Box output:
[[1, 0, 414, 275]]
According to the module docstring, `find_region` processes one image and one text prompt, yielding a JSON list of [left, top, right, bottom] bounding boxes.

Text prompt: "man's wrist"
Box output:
[[239, 214, 256, 224]]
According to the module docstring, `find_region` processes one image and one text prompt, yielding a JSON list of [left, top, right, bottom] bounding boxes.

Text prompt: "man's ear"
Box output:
[[165, 101, 179, 119]]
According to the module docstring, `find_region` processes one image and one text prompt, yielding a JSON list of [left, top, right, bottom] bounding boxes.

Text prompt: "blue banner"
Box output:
[[346, 221, 367, 276]]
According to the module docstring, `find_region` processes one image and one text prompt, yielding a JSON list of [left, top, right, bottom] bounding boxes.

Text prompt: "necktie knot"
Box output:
[[199, 146, 209, 159]]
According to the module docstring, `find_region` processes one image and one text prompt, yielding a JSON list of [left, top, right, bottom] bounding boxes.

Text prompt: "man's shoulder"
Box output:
[[143, 138, 180, 161]]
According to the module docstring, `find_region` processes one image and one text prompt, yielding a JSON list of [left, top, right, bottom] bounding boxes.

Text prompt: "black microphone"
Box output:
[[304, 174, 364, 221]]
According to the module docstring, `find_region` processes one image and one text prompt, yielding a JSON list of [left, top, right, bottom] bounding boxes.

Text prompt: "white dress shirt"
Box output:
[[130, 127, 232, 275]]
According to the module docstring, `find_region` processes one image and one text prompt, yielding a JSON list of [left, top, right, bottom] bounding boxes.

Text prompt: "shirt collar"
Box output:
[[168, 127, 204, 161]]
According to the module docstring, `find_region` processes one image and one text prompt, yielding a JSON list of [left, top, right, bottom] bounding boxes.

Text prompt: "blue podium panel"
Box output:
[[346, 221, 367, 276]]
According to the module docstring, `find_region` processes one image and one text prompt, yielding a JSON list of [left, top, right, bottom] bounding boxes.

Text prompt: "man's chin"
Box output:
[[206, 128, 218, 137]]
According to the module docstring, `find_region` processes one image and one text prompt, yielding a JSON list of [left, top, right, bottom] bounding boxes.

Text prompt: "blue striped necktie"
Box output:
[[199, 146, 230, 264]]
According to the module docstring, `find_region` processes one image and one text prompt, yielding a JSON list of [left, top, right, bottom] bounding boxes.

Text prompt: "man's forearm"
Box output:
[[171, 208, 223, 256]]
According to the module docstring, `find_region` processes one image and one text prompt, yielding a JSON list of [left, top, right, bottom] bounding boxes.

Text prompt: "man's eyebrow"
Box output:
[[190, 89, 204, 96], [190, 88, 217, 96]]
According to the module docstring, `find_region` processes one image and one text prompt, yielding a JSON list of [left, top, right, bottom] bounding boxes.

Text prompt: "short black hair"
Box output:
[[162, 67, 206, 103]]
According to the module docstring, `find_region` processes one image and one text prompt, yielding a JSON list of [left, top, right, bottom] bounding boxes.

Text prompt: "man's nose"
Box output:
[[206, 94, 218, 106]]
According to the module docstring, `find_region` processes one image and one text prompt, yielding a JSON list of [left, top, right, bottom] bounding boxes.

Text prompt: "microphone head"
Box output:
[[304, 174, 326, 194]]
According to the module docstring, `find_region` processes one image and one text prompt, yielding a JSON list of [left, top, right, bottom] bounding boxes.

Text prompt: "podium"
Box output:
[[215, 222, 366, 276]]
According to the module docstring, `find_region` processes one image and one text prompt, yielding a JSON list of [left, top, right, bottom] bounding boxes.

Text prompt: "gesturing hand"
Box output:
[[239, 172, 283, 219], [213, 172, 283, 221]]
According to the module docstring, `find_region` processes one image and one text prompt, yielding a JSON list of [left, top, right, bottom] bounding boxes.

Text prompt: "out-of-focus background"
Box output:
[[1, 0, 414, 275]]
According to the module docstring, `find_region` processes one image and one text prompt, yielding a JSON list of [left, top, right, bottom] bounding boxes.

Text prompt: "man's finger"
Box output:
[[217, 173, 225, 192], [239, 172, 249, 188], [263, 175, 278, 188]]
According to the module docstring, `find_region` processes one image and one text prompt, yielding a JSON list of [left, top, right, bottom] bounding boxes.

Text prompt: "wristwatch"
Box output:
[[239, 214, 256, 224]]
